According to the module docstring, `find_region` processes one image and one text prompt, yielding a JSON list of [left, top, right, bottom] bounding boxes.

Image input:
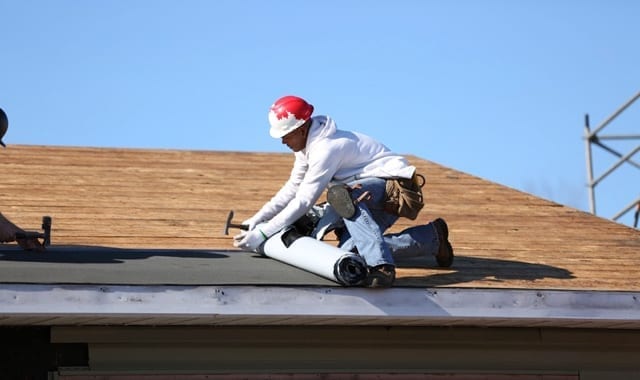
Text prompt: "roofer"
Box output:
[[233, 95, 453, 287], [0, 107, 46, 251]]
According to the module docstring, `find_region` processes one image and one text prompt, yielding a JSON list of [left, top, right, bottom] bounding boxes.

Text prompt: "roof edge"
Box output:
[[1, 284, 639, 329]]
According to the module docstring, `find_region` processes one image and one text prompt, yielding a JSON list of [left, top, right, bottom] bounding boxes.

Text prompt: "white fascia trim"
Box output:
[[1, 284, 639, 328]]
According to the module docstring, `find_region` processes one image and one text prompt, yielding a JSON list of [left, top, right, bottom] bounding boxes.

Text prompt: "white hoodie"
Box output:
[[256, 115, 416, 237]]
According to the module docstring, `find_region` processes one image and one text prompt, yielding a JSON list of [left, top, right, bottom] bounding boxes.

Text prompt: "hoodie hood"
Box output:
[[303, 115, 336, 154]]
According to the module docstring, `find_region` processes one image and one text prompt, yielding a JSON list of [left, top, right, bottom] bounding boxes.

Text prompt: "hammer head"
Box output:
[[223, 210, 235, 236]]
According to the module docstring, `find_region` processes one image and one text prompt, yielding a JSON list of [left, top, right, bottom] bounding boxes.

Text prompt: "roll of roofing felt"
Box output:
[[261, 227, 368, 286]]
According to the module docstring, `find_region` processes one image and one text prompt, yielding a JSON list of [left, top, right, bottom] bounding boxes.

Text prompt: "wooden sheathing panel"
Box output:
[[1, 145, 639, 291]]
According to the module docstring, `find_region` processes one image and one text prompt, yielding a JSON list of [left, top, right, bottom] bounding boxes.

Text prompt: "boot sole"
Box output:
[[327, 185, 356, 219]]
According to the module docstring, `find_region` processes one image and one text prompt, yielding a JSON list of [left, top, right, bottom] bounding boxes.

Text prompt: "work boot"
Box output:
[[327, 185, 356, 219], [432, 218, 454, 268], [365, 264, 396, 288]]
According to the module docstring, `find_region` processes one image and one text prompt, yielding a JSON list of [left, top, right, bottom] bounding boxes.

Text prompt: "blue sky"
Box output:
[[2, 0, 639, 228]]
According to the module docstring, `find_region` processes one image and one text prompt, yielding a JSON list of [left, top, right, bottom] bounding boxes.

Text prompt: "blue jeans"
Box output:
[[313, 177, 441, 267]]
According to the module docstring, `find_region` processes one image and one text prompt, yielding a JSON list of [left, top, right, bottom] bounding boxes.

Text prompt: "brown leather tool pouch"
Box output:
[[384, 173, 425, 220]]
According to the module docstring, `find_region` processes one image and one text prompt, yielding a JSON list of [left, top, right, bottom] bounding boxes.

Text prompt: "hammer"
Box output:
[[223, 210, 249, 235], [15, 215, 52, 247]]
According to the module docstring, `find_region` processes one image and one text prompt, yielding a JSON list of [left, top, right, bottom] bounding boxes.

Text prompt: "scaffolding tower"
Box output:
[[584, 91, 640, 228]]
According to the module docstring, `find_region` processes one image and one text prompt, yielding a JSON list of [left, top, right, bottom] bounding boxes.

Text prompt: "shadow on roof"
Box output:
[[0, 245, 228, 264], [395, 255, 575, 287]]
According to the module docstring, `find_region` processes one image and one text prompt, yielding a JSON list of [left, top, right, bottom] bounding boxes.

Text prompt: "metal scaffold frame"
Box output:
[[584, 91, 640, 228]]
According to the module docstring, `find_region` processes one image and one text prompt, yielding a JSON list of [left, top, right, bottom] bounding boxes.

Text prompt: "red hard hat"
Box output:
[[268, 95, 314, 138]]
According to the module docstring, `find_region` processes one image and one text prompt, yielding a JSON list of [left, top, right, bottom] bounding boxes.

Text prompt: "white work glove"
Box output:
[[233, 229, 267, 252], [242, 216, 264, 231]]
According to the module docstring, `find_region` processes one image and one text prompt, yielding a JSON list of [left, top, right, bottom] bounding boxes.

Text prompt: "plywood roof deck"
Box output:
[[1, 144, 639, 291]]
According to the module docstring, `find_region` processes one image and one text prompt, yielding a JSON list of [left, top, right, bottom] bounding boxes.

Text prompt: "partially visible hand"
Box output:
[[233, 229, 266, 252], [15, 235, 46, 252]]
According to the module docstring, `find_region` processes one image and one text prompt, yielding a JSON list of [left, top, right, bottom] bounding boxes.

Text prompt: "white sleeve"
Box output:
[[250, 155, 307, 224], [259, 147, 341, 237]]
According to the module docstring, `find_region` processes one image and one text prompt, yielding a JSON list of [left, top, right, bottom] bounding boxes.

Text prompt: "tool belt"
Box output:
[[384, 173, 425, 220]]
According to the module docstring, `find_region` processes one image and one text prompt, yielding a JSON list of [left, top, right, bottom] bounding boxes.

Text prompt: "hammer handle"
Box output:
[[228, 223, 249, 231]]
